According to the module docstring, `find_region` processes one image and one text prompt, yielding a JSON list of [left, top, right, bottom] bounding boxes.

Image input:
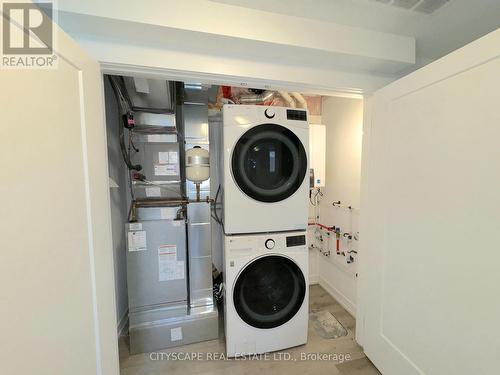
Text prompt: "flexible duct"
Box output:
[[231, 89, 305, 109], [238, 90, 276, 104], [291, 92, 308, 109], [279, 91, 295, 107]]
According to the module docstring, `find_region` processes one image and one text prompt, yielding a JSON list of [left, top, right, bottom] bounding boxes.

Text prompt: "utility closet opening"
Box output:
[[102, 74, 363, 372]]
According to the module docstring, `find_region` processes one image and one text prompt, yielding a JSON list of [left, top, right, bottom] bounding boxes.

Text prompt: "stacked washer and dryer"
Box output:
[[221, 104, 310, 356]]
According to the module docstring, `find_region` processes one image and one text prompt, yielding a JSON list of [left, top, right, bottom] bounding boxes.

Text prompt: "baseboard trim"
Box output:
[[309, 274, 319, 285], [117, 309, 129, 337], [318, 277, 356, 317]]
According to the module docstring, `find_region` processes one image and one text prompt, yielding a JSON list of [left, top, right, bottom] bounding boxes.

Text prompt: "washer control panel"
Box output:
[[265, 239, 275, 249], [226, 231, 307, 253]]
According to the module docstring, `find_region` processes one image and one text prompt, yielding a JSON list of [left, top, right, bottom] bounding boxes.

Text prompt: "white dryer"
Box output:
[[224, 231, 308, 356], [222, 105, 309, 234]]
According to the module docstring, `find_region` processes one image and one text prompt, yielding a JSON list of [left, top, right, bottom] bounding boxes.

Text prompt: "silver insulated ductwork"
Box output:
[[238, 90, 277, 104], [236, 90, 307, 108]]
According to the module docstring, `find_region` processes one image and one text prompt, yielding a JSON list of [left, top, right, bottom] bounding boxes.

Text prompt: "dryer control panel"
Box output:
[[286, 235, 306, 247], [286, 109, 307, 121], [265, 239, 275, 249]]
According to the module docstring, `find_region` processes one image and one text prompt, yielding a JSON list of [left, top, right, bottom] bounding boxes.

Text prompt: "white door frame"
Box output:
[[100, 62, 365, 99], [97, 60, 364, 359]]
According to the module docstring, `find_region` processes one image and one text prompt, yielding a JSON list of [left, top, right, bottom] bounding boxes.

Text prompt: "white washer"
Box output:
[[224, 230, 308, 356], [222, 105, 309, 234]]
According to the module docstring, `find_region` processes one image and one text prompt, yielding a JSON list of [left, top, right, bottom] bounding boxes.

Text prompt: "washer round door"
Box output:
[[231, 124, 307, 203], [233, 255, 306, 329]]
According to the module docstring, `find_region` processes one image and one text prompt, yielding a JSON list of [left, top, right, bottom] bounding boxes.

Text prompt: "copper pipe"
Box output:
[[134, 198, 189, 207], [128, 197, 213, 222], [128, 198, 189, 222]]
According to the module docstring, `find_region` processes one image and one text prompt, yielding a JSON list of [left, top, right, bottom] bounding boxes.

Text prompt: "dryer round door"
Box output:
[[233, 255, 306, 329], [231, 124, 307, 203]]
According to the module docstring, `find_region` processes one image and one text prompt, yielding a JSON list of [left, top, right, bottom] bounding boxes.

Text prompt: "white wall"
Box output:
[[320, 96, 363, 226], [307, 115, 321, 285], [1, 24, 120, 375], [312, 96, 363, 316]]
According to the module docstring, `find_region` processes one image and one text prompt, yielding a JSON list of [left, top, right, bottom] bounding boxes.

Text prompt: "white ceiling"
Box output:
[[210, 0, 500, 62], [49, 0, 498, 92]]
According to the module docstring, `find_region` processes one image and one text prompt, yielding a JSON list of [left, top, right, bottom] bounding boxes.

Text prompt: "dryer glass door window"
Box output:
[[233, 255, 306, 329], [232, 124, 307, 202]]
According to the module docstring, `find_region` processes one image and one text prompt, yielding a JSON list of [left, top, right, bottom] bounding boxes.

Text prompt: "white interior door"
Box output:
[[357, 29, 500, 375], [0, 5, 118, 375]]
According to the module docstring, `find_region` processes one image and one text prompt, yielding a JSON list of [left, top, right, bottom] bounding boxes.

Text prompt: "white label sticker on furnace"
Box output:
[[154, 164, 178, 176], [128, 223, 142, 231], [145, 187, 161, 197], [128, 231, 147, 252], [168, 151, 178, 164], [158, 152, 169, 164], [158, 245, 185, 281], [170, 327, 183, 342]]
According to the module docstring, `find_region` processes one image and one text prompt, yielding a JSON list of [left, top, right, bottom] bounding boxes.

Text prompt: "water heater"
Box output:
[[309, 124, 326, 188]]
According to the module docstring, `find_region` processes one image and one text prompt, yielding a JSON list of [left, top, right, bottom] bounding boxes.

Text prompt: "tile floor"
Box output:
[[119, 285, 380, 375]]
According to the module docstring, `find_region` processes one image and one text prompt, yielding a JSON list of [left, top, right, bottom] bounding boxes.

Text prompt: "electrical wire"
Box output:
[[118, 76, 134, 109], [127, 131, 136, 200], [309, 193, 316, 206], [129, 135, 139, 153], [128, 170, 135, 201], [108, 75, 142, 172], [211, 184, 227, 235], [211, 184, 222, 224], [309, 187, 322, 206]]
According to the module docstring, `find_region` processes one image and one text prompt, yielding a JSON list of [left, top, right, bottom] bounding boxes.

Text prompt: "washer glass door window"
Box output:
[[233, 255, 306, 329], [232, 124, 307, 202]]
